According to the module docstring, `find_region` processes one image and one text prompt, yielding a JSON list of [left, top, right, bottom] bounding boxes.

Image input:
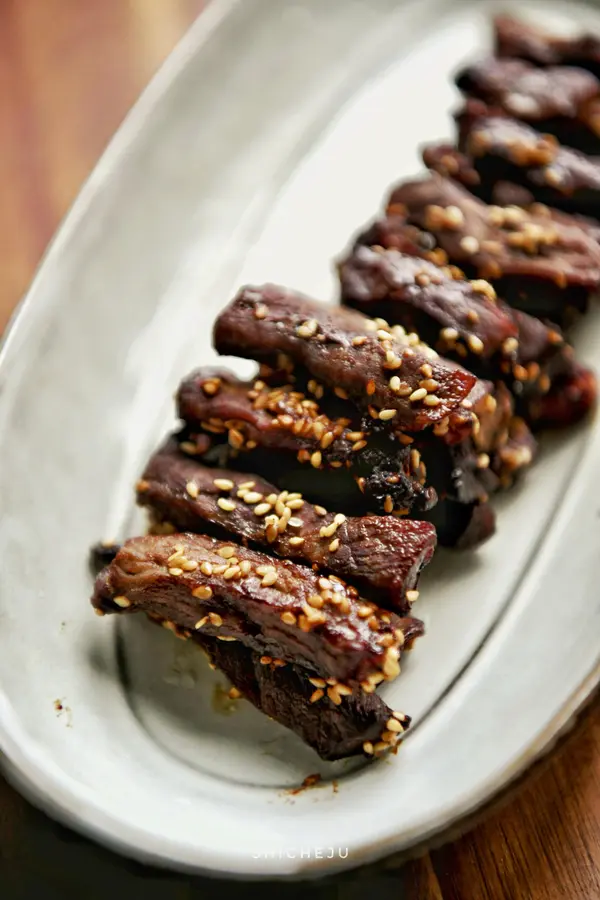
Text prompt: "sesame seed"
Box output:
[[194, 616, 209, 629], [307, 594, 325, 609], [201, 379, 221, 396], [239, 481, 256, 490], [181, 560, 199, 572], [409, 388, 427, 402], [329, 538, 340, 552], [243, 491, 263, 504], [327, 686, 343, 706], [406, 590, 419, 604], [502, 337, 519, 355], [254, 304, 268, 319], [440, 326, 459, 342], [334, 387, 349, 399], [180, 441, 198, 455], [168, 567, 183, 576], [240, 560, 252, 576], [217, 547, 235, 559], [296, 319, 318, 338], [289, 536, 305, 547], [261, 570, 278, 587], [310, 689, 324, 703], [357, 604, 372, 618], [389, 375, 401, 392], [477, 453, 490, 469], [228, 429, 244, 450], [224, 565, 241, 580], [217, 636, 237, 642], [466, 310, 479, 325], [310, 451, 322, 469], [228, 687, 242, 699], [467, 334, 485, 354], [212, 564, 228, 575], [281, 611, 296, 625], [217, 498, 236, 512], [209, 613, 223, 626], [314, 505, 327, 516], [200, 562, 213, 576], [423, 394, 442, 407], [352, 439, 367, 452], [213, 478, 234, 491], [420, 378, 439, 392], [378, 409, 397, 421], [253, 502, 272, 516], [384, 495, 393, 514], [420, 363, 433, 378], [260, 656, 272, 665], [288, 517, 303, 529], [352, 335, 367, 346], [136, 479, 150, 493], [471, 280, 496, 301], [460, 235, 480, 254], [363, 741, 374, 755], [114, 595, 131, 608], [321, 431, 335, 449]]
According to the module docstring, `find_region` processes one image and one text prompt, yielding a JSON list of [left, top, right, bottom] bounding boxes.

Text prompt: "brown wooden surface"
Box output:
[[0, 2, 599, 898]]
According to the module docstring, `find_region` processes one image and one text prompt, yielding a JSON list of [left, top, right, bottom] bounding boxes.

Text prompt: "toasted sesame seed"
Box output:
[[281, 611, 296, 625], [406, 590, 419, 604], [209, 612, 223, 626], [467, 334, 485, 354], [314, 505, 327, 517], [308, 451, 321, 470], [357, 604, 372, 618], [320, 522, 337, 538], [228, 429, 244, 450], [384, 495, 394, 514], [440, 326, 459, 342], [378, 633, 395, 648], [168, 567, 183, 576], [199, 562, 213, 577], [180, 441, 198, 455], [217, 498, 236, 512], [420, 363, 433, 379], [261, 570, 278, 587], [251, 502, 271, 518], [194, 616, 209, 629], [329, 538, 340, 552], [471, 279, 496, 301], [296, 319, 318, 338], [114, 595, 131, 608], [288, 536, 305, 547], [466, 310, 480, 325], [201, 379, 221, 396], [136, 479, 150, 493], [366, 380, 376, 396], [363, 741, 374, 755], [423, 394, 442, 407], [389, 376, 401, 392], [243, 491, 263, 504], [378, 409, 397, 421], [217, 636, 237, 642], [228, 687, 242, 699], [254, 304, 268, 319], [309, 689, 324, 703], [327, 686, 343, 706], [477, 453, 490, 469], [181, 560, 199, 572], [383, 647, 401, 679], [460, 235, 480, 254], [334, 387, 349, 400], [409, 387, 427, 402], [260, 656, 272, 665], [352, 335, 367, 347], [213, 478, 234, 491], [224, 565, 241, 580], [239, 560, 252, 576]]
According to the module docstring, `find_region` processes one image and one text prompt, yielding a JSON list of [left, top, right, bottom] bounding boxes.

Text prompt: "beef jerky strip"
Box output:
[[137, 439, 436, 612], [338, 241, 577, 426], [495, 14, 600, 80], [450, 105, 600, 220], [146, 613, 418, 760], [386, 173, 600, 325], [92, 533, 419, 688], [455, 57, 600, 155], [213, 285, 477, 432], [176, 368, 436, 515]]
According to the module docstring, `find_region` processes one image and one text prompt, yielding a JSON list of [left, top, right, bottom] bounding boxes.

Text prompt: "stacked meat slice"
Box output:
[[91, 12, 598, 765]]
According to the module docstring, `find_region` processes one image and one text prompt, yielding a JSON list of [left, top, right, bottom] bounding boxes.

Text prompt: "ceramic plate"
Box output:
[[1, 0, 600, 879]]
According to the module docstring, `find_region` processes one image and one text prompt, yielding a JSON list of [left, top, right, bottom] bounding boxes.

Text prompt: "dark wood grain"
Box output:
[[0, 2, 599, 898]]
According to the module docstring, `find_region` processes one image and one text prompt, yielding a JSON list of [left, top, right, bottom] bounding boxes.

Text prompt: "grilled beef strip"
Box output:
[[137, 439, 436, 612], [338, 241, 581, 427], [213, 285, 477, 433], [142, 614, 418, 761], [455, 57, 600, 155], [385, 173, 600, 325], [495, 14, 600, 80], [176, 367, 436, 516], [92, 533, 421, 689], [431, 103, 600, 221]]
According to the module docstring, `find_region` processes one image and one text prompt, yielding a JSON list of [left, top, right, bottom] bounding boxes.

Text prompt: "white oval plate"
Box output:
[[1, 0, 600, 880]]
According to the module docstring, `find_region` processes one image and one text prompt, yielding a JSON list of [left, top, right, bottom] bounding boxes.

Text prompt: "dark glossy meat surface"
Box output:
[[213, 285, 476, 431], [456, 57, 600, 154], [138, 439, 436, 611], [92, 533, 422, 688], [495, 14, 600, 80]]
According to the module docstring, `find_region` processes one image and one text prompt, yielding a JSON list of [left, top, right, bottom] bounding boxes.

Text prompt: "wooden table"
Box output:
[[1, 2, 599, 897]]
